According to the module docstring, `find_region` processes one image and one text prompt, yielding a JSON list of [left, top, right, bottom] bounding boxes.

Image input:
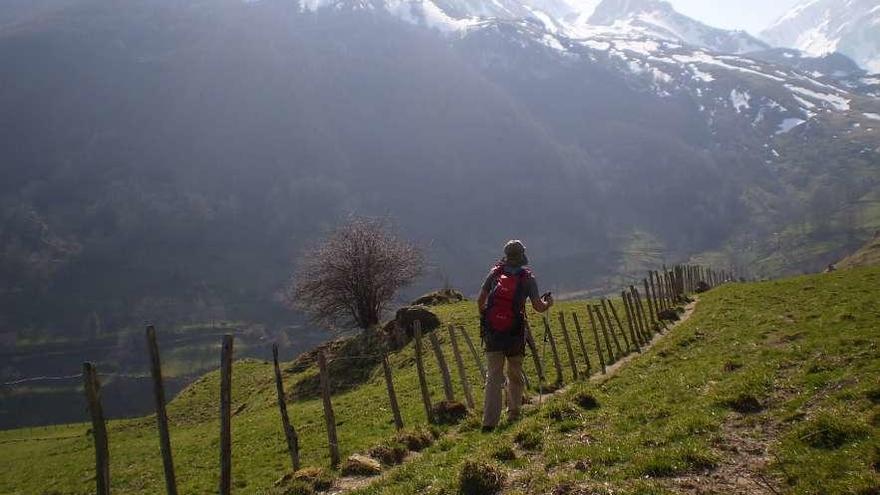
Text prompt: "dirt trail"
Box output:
[[662, 415, 782, 495]]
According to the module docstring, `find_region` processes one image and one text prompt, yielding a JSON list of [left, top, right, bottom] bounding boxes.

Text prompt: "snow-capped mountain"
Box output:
[[572, 0, 768, 54], [761, 0, 880, 73], [298, 0, 767, 54], [295, 0, 876, 138]]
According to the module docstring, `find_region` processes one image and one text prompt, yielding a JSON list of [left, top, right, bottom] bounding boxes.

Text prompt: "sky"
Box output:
[[666, 0, 803, 35]]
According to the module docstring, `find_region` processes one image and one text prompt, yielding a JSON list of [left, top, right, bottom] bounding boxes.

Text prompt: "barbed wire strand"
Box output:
[[1, 372, 152, 387]]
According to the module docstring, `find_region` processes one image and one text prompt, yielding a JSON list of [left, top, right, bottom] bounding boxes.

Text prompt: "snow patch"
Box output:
[[864, 113, 880, 121], [730, 89, 750, 113], [786, 84, 850, 111], [777, 118, 806, 134], [690, 65, 714, 82], [581, 39, 611, 51]]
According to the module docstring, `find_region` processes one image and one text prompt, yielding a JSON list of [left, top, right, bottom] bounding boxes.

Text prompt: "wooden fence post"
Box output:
[[447, 325, 475, 409], [541, 315, 564, 385], [83, 362, 110, 495], [586, 305, 606, 374], [633, 287, 652, 340], [621, 292, 641, 351], [606, 299, 630, 352], [593, 305, 617, 363], [272, 344, 300, 471], [628, 288, 648, 342], [316, 350, 340, 467], [653, 270, 664, 311], [219, 335, 233, 495], [427, 331, 455, 403], [146, 326, 179, 495], [458, 325, 486, 381], [524, 322, 546, 386], [657, 270, 669, 310], [412, 321, 435, 424], [381, 353, 404, 431], [643, 278, 657, 328], [570, 312, 591, 375], [601, 299, 629, 353], [557, 313, 579, 381]]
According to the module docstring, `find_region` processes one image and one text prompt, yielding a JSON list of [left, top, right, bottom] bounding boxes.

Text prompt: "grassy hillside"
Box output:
[[0, 296, 604, 495], [838, 233, 880, 269], [356, 268, 880, 495], [1, 268, 879, 494]]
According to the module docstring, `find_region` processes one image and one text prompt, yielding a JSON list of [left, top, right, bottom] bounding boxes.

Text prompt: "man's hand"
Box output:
[[531, 293, 554, 313]]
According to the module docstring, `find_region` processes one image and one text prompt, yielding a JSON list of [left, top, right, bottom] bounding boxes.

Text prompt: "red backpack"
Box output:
[[484, 264, 530, 335]]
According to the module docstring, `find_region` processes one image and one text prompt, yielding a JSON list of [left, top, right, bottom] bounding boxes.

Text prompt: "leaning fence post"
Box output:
[[524, 322, 546, 386], [601, 299, 629, 353], [664, 272, 675, 306], [631, 287, 652, 341], [620, 292, 641, 351], [570, 312, 591, 375], [219, 335, 233, 495], [447, 325, 475, 409], [458, 325, 486, 381], [272, 344, 300, 471], [381, 353, 404, 431], [316, 350, 340, 467], [83, 362, 110, 495], [557, 313, 579, 381], [146, 326, 178, 495], [412, 321, 435, 424], [655, 270, 667, 310], [643, 278, 657, 328], [606, 299, 630, 352], [594, 305, 617, 363], [586, 305, 606, 374], [427, 330, 455, 403], [541, 315, 564, 385]]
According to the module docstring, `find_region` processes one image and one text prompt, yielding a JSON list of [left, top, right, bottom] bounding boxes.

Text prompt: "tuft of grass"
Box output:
[[797, 414, 869, 450], [432, 400, 469, 425], [544, 401, 581, 422], [573, 391, 600, 410], [513, 424, 544, 451], [368, 441, 408, 466], [723, 393, 764, 414], [490, 444, 516, 462], [394, 427, 435, 452], [291, 467, 333, 491], [457, 459, 505, 495]]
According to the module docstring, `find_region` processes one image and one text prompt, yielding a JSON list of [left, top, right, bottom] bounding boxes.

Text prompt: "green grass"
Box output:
[[352, 267, 880, 495], [1, 268, 879, 494], [0, 296, 606, 495]]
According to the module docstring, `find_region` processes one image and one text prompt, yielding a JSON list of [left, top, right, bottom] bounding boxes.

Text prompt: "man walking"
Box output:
[[478, 240, 553, 430]]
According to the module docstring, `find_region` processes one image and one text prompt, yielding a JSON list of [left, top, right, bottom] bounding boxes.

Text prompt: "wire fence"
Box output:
[[5, 262, 735, 495]]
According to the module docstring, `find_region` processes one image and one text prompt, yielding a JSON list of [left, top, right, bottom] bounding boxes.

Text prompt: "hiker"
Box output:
[[478, 240, 553, 430]]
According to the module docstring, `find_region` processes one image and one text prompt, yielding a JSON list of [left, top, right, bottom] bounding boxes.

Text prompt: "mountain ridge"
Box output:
[[762, 0, 880, 72]]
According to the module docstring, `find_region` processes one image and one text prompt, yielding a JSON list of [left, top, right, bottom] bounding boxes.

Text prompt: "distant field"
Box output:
[[0, 322, 325, 429], [1, 268, 878, 494]]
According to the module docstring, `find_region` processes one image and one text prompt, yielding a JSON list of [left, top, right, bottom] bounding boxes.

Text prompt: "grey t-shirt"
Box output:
[[481, 264, 540, 303]]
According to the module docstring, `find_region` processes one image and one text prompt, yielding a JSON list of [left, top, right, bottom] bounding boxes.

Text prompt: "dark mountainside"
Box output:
[[1, 0, 879, 415]]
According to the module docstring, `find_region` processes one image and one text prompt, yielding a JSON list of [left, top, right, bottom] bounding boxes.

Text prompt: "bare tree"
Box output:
[[288, 217, 423, 330]]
